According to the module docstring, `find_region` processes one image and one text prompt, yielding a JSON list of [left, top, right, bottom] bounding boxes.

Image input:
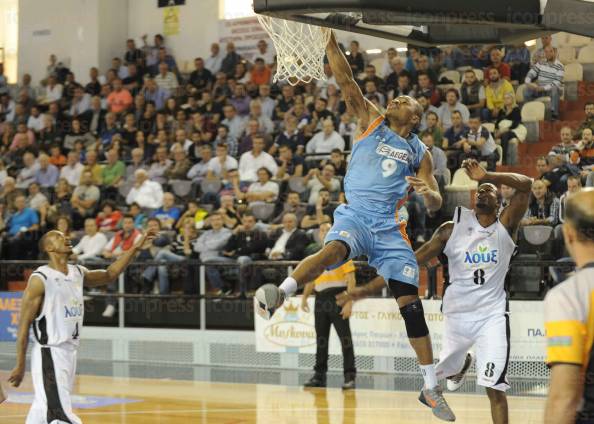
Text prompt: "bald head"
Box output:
[[565, 188, 594, 243], [39, 230, 62, 253]]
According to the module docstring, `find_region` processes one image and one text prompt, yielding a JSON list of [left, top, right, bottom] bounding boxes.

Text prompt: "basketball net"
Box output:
[[257, 15, 331, 86]]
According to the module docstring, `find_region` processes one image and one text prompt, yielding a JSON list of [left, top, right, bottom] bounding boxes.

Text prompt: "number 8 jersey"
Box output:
[[29, 264, 86, 349], [442, 207, 516, 321]]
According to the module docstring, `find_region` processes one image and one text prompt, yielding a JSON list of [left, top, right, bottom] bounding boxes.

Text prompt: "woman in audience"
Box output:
[[520, 179, 560, 227], [96, 200, 123, 232], [494, 92, 522, 165]]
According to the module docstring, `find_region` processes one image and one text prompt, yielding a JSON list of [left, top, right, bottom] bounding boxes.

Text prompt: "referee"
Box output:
[[544, 188, 594, 424], [301, 224, 356, 390]]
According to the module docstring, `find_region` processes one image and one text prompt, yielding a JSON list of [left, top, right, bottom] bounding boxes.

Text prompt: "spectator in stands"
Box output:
[[524, 45, 564, 120], [550, 126, 577, 159], [49, 145, 67, 168], [250, 58, 271, 86], [195, 212, 233, 296], [221, 104, 247, 141], [101, 148, 125, 199], [207, 143, 238, 179], [85, 67, 101, 96], [485, 67, 514, 122], [307, 97, 334, 133], [222, 212, 269, 297], [147, 146, 172, 185], [486, 48, 511, 81], [347, 40, 365, 74], [81, 150, 103, 186], [417, 94, 439, 131], [459, 69, 486, 119], [150, 192, 180, 230], [301, 188, 336, 229], [69, 86, 91, 117], [154, 62, 179, 92], [255, 39, 275, 65], [125, 147, 146, 184], [248, 100, 274, 135], [107, 78, 133, 115], [578, 128, 594, 170], [98, 112, 120, 147], [537, 155, 569, 196], [494, 92, 522, 165], [70, 170, 100, 229], [559, 175, 582, 223], [419, 111, 444, 149], [275, 85, 295, 121], [42, 74, 63, 103], [238, 136, 278, 183], [189, 57, 214, 92], [165, 144, 192, 181], [322, 149, 348, 178], [306, 119, 345, 156], [460, 116, 499, 171], [234, 167, 279, 207], [213, 124, 238, 157], [95, 200, 123, 232], [205, 43, 224, 74], [388, 71, 415, 100], [504, 43, 531, 82], [101, 214, 143, 317], [416, 71, 440, 106], [26, 182, 48, 226], [257, 84, 275, 120], [532, 34, 556, 65], [2, 194, 40, 260], [421, 133, 448, 188], [576, 102, 594, 139], [126, 169, 163, 209], [187, 144, 212, 183], [275, 135, 306, 177], [217, 194, 241, 230], [364, 80, 385, 108], [268, 211, 310, 262], [0, 177, 21, 213], [221, 42, 242, 77], [521, 179, 560, 227], [16, 152, 39, 190], [142, 77, 170, 111], [305, 163, 341, 205], [63, 117, 95, 151], [26, 106, 44, 133], [35, 153, 59, 189], [71, 217, 108, 262], [437, 88, 469, 131], [272, 191, 307, 227], [10, 122, 35, 151], [229, 83, 250, 116], [415, 55, 438, 85]]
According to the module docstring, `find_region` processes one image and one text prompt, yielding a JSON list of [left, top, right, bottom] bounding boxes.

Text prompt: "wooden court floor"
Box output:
[[0, 371, 546, 423]]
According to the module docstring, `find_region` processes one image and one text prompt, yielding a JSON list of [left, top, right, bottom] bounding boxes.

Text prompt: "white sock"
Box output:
[[279, 277, 298, 298], [419, 364, 438, 389]]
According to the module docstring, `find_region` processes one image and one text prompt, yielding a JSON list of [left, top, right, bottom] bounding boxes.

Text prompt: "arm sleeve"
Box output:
[[544, 285, 587, 366]]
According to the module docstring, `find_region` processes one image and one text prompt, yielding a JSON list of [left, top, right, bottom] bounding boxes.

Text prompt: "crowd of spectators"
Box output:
[[0, 32, 592, 311]]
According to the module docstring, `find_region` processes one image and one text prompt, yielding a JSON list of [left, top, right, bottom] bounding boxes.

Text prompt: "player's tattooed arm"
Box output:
[[9, 276, 45, 387], [83, 229, 158, 287], [325, 30, 379, 134], [415, 221, 453, 265], [407, 151, 442, 212]]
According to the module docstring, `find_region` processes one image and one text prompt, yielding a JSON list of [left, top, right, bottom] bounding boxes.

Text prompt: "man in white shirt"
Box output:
[[126, 169, 164, 209], [69, 86, 91, 117], [438, 88, 470, 131], [268, 213, 308, 260], [60, 152, 84, 187], [248, 100, 274, 134], [26, 107, 45, 133], [16, 152, 40, 190], [154, 62, 179, 92], [238, 136, 278, 183], [222, 105, 248, 140], [306, 119, 345, 156], [207, 143, 238, 179], [42, 74, 63, 103], [72, 218, 108, 262], [258, 85, 276, 120], [254, 39, 276, 65], [205, 43, 224, 74]]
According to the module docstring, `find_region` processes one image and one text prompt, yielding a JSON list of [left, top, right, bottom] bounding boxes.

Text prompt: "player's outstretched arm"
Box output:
[[83, 229, 158, 287], [463, 159, 532, 234], [407, 151, 443, 212], [325, 30, 379, 132], [9, 276, 45, 387], [415, 222, 453, 265]]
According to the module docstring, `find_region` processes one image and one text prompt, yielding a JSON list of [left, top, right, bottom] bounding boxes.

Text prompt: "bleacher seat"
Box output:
[[521, 101, 545, 142], [567, 34, 591, 47], [482, 122, 495, 134], [472, 68, 484, 81], [443, 168, 478, 216], [577, 44, 594, 64], [438, 70, 460, 84], [200, 178, 222, 194], [515, 84, 526, 103], [564, 62, 584, 81], [251, 202, 276, 221], [558, 46, 576, 64], [170, 179, 193, 199], [288, 176, 307, 193]]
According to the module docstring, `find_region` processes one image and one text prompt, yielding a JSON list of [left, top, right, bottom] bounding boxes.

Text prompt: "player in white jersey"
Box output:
[[8, 228, 156, 424], [337, 160, 532, 424]]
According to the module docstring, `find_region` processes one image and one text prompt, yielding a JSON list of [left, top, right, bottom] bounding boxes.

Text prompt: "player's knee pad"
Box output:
[[399, 299, 429, 339]]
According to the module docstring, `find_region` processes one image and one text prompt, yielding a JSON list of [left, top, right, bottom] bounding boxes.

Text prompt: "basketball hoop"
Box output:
[[257, 15, 331, 86]]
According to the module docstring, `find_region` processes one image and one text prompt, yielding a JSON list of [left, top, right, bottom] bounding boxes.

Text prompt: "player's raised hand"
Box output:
[[462, 159, 487, 181], [137, 228, 159, 248], [405, 176, 431, 195], [8, 364, 25, 387]]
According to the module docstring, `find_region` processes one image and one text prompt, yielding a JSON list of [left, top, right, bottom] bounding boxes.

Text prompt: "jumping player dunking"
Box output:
[[338, 160, 532, 423], [8, 228, 156, 424], [257, 29, 455, 421]]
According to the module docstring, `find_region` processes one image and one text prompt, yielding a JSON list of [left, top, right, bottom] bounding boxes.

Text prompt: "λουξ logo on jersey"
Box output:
[[464, 245, 498, 265]]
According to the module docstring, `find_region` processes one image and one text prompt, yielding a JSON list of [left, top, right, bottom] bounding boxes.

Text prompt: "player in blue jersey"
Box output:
[[256, 30, 454, 421]]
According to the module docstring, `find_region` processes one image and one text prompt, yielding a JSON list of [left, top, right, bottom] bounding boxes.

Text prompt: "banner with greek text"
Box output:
[[255, 298, 546, 361]]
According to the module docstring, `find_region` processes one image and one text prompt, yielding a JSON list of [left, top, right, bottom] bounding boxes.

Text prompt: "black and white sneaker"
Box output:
[[446, 351, 475, 392]]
